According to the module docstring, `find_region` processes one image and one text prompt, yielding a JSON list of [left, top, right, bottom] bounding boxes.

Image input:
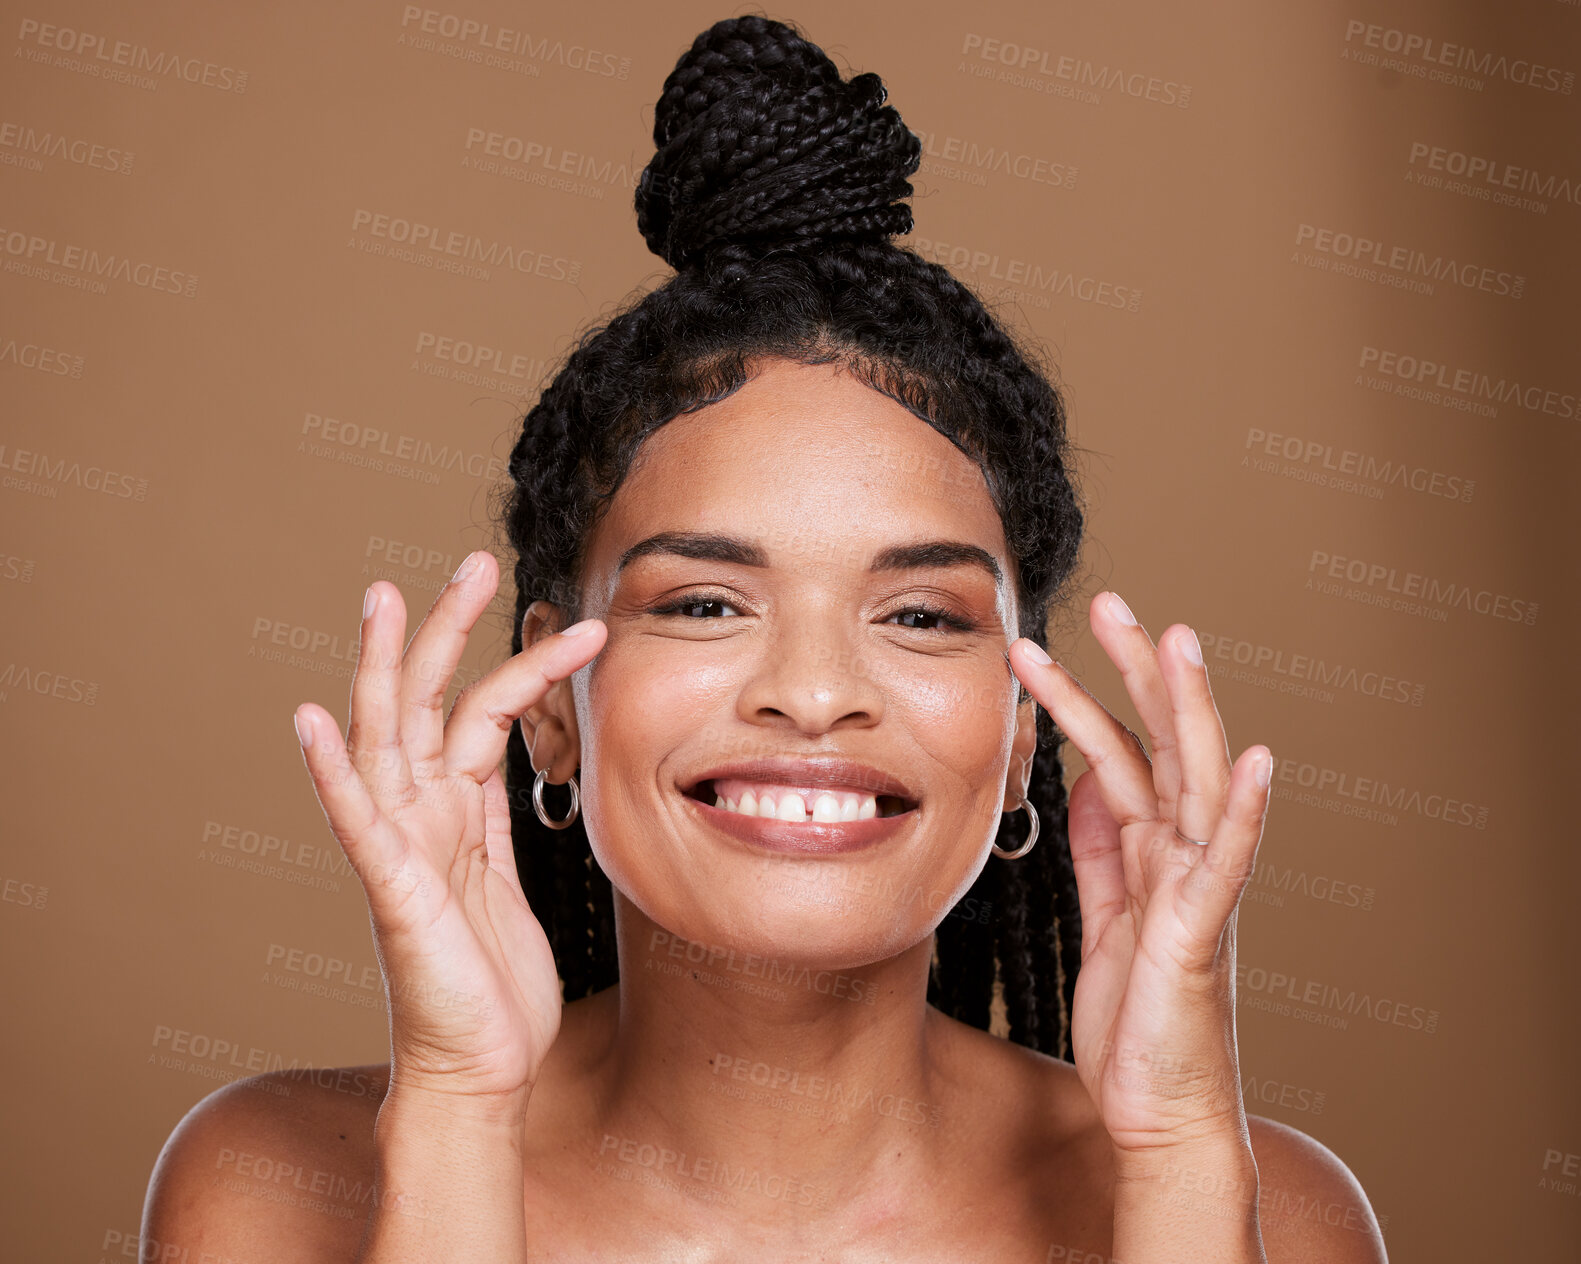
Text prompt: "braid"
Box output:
[[494, 14, 1088, 1058], [639, 16, 918, 269]]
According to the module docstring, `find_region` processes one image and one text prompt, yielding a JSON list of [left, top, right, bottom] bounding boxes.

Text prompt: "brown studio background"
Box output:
[[2, 1, 1577, 1258]]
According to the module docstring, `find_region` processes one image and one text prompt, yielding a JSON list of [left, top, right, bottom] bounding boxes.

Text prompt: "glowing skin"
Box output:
[[269, 355, 1376, 1261], [530, 356, 1037, 973]]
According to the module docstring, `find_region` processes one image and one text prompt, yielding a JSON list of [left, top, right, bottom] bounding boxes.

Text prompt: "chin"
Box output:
[[587, 779, 988, 976], [612, 854, 963, 979]]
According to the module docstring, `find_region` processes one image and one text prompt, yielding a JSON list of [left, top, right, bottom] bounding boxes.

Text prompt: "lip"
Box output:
[[677, 756, 920, 856], [681, 790, 915, 855], [679, 757, 919, 805]]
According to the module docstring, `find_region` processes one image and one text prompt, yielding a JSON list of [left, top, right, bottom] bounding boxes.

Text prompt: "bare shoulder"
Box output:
[[1246, 1113, 1389, 1262], [926, 1009, 1116, 1243], [140, 1063, 390, 1263], [927, 1007, 1100, 1145], [929, 1016, 1388, 1261]]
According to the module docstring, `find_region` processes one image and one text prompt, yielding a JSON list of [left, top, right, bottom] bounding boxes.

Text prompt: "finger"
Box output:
[[1154, 621, 1234, 845], [293, 702, 413, 905], [443, 620, 608, 784], [1086, 592, 1184, 820], [1177, 745, 1273, 944], [1065, 769, 1130, 963], [399, 550, 499, 772], [347, 581, 415, 807], [1008, 638, 1160, 833]]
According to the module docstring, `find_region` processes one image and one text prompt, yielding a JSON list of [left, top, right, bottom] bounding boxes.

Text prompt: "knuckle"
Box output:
[[403, 686, 445, 718], [448, 676, 479, 716]]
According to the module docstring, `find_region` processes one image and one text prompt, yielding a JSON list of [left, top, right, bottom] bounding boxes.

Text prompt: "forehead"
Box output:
[[584, 360, 1008, 582]]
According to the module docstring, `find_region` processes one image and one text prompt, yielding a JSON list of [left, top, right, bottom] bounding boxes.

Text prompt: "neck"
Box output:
[[568, 891, 953, 1210]]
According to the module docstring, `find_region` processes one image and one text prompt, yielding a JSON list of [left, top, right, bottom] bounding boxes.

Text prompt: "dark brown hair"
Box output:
[[491, 13, 1087, 1057]]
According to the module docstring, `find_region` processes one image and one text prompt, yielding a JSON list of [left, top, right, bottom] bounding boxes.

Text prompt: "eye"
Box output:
[[885, 603, 977, 633], [648, 592, 743, 619]]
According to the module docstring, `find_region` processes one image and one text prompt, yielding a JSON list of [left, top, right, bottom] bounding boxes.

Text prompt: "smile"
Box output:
[[679, 778, 919, 855], [684, 778, 914, 822]]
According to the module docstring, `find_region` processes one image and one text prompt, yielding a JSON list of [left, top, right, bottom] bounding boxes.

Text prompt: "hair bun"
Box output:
[[635, 16, 921, 272]]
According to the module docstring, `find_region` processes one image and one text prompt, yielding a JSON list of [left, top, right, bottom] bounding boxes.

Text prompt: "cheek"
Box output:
[[584, 640, 741, 757], [895, 665, 1018, 799], [574, 641, 731, 863]]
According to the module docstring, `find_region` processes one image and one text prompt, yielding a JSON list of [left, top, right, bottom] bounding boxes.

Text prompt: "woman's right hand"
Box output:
[[290, 550, 606, 1114]]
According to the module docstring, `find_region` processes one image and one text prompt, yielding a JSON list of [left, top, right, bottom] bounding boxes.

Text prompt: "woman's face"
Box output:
[[540, 357, 1037, 970]]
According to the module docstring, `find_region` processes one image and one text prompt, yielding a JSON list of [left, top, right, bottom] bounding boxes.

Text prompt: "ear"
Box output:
[[519, 599, 582, 783], [1002, 686, 1038, 813]]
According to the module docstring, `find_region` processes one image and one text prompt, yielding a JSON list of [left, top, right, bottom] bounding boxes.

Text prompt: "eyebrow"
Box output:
[[615, 531, 1004, 588]]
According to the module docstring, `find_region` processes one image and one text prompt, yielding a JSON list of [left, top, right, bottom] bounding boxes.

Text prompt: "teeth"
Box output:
[[704, 779, 886, 823]]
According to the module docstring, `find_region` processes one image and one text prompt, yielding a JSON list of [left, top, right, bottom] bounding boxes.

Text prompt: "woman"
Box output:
[[143, 16, 1386, 1262]]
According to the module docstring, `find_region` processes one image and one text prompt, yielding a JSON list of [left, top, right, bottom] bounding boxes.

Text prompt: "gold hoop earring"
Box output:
[[533, 768, 580, 830], [991, 801, 1039, 860]]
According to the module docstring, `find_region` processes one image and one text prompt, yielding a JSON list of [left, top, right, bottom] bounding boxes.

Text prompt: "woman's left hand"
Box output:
[[1008, 591, 1274, 1165]]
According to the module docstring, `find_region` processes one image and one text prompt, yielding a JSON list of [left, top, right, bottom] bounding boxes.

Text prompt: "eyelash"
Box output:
[[648, 591, 977, 633]]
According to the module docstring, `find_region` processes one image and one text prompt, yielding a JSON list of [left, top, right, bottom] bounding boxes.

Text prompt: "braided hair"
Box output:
[[493, 14, 1088, 1059]]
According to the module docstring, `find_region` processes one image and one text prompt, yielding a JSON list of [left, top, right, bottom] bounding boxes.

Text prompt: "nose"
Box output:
[[735, 602, 884, 733]]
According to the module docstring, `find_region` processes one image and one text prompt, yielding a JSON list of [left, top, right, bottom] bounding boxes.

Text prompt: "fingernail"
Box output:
[[363, 586, 379, 620], [1256, 750, 1274, 789], [560, 618, 599, 637], [1020, 639, 1052, 666], [1107, 593, 1137, 626], [1181, 627, 1203, 666], [294, 710, 314, 750], [452, 551, 481, 584]]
